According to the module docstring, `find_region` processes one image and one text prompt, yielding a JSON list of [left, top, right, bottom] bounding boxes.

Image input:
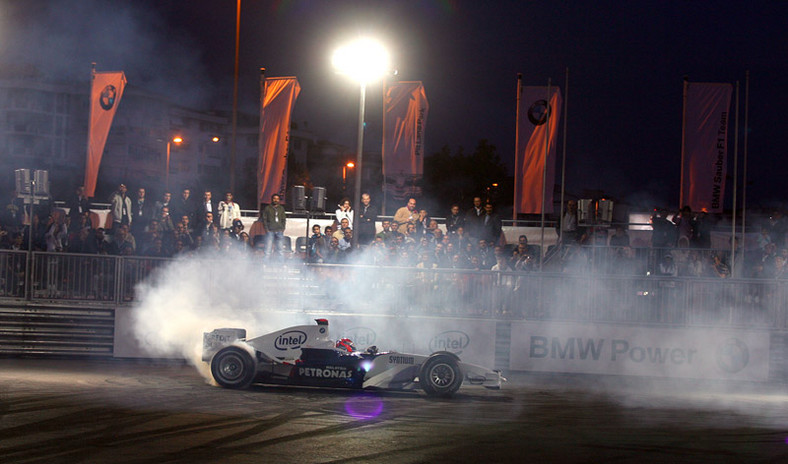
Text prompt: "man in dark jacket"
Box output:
[[196, 190, 217, 229], [356, 193, 378, 246], [479, 202, 503, 246], [64, 186, 91, 224], [131, 187, 152, 237], [172, 188, 196, 225]]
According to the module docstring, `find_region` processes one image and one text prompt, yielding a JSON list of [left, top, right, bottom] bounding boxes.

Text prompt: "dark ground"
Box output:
[[1, 358, 786, 463]]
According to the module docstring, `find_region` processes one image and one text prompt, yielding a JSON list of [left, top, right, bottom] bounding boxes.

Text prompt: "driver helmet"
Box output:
[[336, 338, 355, 352]]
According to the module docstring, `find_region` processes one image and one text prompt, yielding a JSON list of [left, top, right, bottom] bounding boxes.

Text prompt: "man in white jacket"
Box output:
[[217, 192, 241, 230], [109, 184, 132, 234]]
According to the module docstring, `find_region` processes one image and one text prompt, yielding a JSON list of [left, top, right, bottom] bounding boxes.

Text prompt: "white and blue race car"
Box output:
[[202, 319, 505, 397]]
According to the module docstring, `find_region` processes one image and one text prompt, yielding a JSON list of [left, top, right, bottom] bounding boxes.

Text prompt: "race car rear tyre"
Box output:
[[420, 354, 463, 397], [211, 346, 256, 389]]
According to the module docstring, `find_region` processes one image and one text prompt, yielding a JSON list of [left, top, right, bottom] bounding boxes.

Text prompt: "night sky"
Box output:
[[2, 1, 785, 208]]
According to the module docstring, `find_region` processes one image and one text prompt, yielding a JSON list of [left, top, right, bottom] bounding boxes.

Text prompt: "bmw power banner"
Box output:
[[509, 321, 769, 381]]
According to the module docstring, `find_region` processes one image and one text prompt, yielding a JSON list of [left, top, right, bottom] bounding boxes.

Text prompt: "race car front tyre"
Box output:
[[211, 346, 256, 389], [420, 354, 463, 397]]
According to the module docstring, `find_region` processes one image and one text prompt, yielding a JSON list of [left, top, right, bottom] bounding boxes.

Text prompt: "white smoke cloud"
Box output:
[[130, 250, 321, 382]]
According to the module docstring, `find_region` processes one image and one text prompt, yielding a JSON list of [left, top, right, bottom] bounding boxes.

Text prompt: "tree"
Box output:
[[423, 139, 508, 212]]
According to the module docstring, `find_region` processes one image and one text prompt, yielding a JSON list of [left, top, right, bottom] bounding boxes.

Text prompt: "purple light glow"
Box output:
[[344, 394, 384, 420]]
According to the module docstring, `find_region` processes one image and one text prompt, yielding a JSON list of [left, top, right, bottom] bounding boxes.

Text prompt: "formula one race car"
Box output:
[[202, 319, 505, 397]]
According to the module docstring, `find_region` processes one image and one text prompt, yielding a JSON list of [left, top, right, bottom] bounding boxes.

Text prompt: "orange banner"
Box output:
[[258, 77, 301, 206], [85, 70, 126, 197], [514, 85, 562, 215], [382, 81, 429, 202]]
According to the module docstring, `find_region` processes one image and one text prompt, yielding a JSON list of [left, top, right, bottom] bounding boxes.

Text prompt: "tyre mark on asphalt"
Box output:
[[0, 406, 116, 439], [1, 395, 342, 463], [164, 403, 457, 464], [0, 412, 247, 463], [317, 441, 453, 464], [103, 411, 302, 449], [0, 393, 90, 416], [165, 420, 387, 463], [169, 405, 517, 464]]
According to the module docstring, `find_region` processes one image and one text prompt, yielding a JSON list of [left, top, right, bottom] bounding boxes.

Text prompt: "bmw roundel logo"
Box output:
[[100, 85, 117, 110], [716, 338, 749, 374], [527, 99, 550, 126]]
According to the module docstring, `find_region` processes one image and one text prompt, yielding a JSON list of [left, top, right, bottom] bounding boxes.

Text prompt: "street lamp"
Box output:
[[332, 38, 390, 248], [342, 161, 355, 193], [166, 136, 183, 190]]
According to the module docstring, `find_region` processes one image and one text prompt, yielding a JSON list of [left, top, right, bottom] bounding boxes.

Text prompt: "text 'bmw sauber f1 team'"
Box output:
[[202, 319, 505, 397]]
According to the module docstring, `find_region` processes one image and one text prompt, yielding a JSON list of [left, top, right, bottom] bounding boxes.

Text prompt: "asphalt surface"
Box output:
[[1, 358, 786, 463]]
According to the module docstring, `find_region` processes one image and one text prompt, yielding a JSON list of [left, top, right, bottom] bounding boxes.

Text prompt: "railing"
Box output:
[[309, 265, 787, 329], [1, 249, 786, 330], [0, 250, 26, 299]]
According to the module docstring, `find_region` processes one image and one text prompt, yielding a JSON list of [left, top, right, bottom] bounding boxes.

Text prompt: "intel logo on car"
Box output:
[[274, 330, 307, 351], [342, 327, 377, 348], [429, 331, 470, 354]]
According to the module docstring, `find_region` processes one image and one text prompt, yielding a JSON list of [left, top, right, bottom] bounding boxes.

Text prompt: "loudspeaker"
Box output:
[[34, 170, 49, 196], [578, 199, 594, 224], [291, 185, 306, 212], [598, 199, 614, 223], [15, 169, 31, 195], [311, 186, 326, 212]]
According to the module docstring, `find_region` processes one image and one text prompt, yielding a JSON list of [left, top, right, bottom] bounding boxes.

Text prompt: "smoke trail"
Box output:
[[130, 250, 321, 382]]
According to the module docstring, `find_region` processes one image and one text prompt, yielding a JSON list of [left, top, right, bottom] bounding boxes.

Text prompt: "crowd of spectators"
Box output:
[[556, 204, 788, 280], [305, 194, 517, 271], [2, 182, 788, 281], [0, 184, 254, 258]]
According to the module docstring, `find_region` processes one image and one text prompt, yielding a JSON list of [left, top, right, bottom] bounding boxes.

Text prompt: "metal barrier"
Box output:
[[2, 249, 787, 329], [303, 264, 787, 329], [548, 244, 736, 277], [119, 256, 171, 302], [0, 250, 27, 299], [0, 305, 115, 356], [30, 252, 117, 302]]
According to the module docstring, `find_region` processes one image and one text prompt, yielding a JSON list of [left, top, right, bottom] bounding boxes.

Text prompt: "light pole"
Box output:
[[332, 38, 390, 248], [165, 136, 183, 191]]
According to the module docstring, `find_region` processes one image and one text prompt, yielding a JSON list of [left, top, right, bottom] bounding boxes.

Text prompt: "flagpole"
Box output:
[[559, 67, 569, 245], [84, 63, 96, 199], [539, 79, 551, 272], [679, 76, 690, 210], [257, 68, 266, 209], [741, 70, 750, 270], [230, 0, 241, 194], [381, 78, 387, 216], [513, 74, 522, 221], [731, 81, 740, 275], [351, 83, 367, 249]]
